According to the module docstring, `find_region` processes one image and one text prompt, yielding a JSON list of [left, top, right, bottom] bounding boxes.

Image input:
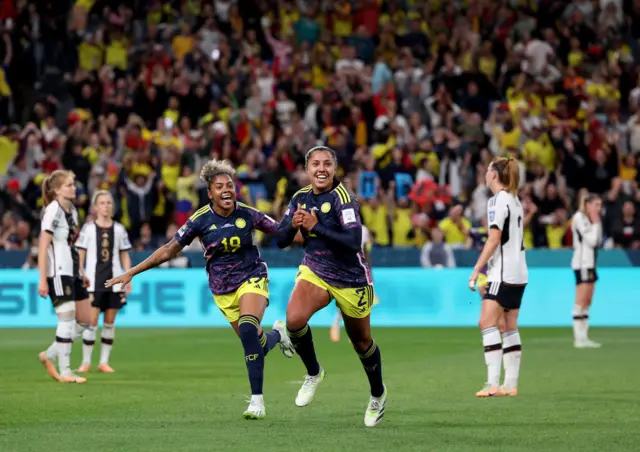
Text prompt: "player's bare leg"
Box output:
[[286, 280, 330, 407], [477, 299, 504, 397], [480, 284, 506, 333], [497, 309, 521, 397], [238, 293, 270, 419], [78, 306, 100, 373], [330, 311, 342, 343], [573, 283, 600, 348], [343, 312, 386, 427], [98, 308, 118, 372]]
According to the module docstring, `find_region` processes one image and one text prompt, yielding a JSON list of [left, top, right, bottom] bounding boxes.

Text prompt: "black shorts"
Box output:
[[484, 281, 526, 311], [90, 291, 126, 312], [47, 276, 90, 307], [574, 268, 598, 284]]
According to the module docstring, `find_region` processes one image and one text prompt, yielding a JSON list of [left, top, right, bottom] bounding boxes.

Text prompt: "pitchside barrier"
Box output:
[[0, 267, 638, 327]]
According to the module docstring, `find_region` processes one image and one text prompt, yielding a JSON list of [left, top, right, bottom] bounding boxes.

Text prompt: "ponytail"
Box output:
[[505, 158, 520, 195], [41, 176, 53, 207], [41, 170, 74, 207], [491, 157, 520, 195]]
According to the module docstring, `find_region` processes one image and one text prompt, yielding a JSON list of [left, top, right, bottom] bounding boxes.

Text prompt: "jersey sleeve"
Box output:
[[174, 217, 201, 246], [249, 208, 279, 235], [275, 196, 300, 248], [334, 191, 362, 231], [41, 203, 58, 234], [117, 224, 132, 251], [75, 224, 91, 249], [488, 193, 508, 231]]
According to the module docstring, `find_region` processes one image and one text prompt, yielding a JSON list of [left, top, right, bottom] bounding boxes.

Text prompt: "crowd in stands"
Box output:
[[1, 0, 640, 260]]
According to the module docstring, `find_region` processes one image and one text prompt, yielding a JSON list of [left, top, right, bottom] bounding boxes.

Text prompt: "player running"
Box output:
[[37, 170, 92, 383], [469, 157, 528, 398], [571, 193, 602, 348], [105, 159, 294, 420], [76, 190, 133, 373], [275, 146, 386, 427], [330, 224, 376, 343]]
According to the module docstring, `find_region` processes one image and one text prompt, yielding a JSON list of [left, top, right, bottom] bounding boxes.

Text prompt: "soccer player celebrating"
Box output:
[[37, 170, 92, 383], [76, 190, 133, 373], [468, 157, 528, 398], [275, 146, 386, 427], [105, 160, 295, 419], [570, 193, 602, 348]]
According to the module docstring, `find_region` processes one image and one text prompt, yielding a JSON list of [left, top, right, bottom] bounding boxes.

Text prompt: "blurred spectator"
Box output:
[[0, 0, 637, 258], [420, 228, 455, 268]]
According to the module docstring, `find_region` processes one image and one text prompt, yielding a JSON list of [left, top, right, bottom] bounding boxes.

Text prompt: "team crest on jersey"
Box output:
[[235, 218, 246, 229], [52, 220, 59, 228], [321, 202, 331, 213]]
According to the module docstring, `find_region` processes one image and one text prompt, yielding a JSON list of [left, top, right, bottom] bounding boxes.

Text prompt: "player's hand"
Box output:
[[81, 273, 90, 288], [468, 269, 479, 291], [292, 203, 304, 228], [123, 282, 133, 296], [106, 272, 133, 289], [301, 209, 318, 231], [38, 278, 49, 298]]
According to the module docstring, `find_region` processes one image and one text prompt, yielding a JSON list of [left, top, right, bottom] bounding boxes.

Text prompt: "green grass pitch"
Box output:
[[0, 327, 638, 452]]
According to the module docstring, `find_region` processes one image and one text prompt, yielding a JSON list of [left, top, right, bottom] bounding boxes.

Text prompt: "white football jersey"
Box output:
[[41, 201, 80, 278], [570, 211, 601, 270], [76, 222, 132, 292], [486, 190, 528, 284]]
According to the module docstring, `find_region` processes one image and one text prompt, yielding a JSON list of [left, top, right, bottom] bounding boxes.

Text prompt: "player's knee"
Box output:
[[351, 337, 373, 354], [285, 306, 309, 331], [478, 318, 496, 330]]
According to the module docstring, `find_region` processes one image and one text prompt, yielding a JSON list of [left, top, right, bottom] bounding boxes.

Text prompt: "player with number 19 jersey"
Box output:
[[174, 202, 279, 297]]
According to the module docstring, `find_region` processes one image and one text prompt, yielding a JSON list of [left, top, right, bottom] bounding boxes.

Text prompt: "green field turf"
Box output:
[[0, 327, 638, 452]]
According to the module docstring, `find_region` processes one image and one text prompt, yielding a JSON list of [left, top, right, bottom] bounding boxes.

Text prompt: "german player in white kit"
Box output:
[[76, 191, 133, 372], [36, 170, 92, 384], [570, 193, 603, 349], [329, 224, 377, 343], [468, 157, 528, 397]]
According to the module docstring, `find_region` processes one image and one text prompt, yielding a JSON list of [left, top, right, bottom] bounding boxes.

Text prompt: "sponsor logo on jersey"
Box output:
[[235, 218, 246, 229], [209, 224, 217, 230], [321, 202, 331, 213]]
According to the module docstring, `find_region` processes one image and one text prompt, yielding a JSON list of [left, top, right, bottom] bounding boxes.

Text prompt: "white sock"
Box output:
[[100, 323, 115, 365], [502, 330, 522, 389], [73, 322, 89, 342], [45, 341, 58, 360], [82, 325, 97, 365], [56, 319, 75, 376], [583, 306, 591, 340], [481, 326, 502, 387], [251, 394, 264, 405], [572, 305, 587, 342]]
